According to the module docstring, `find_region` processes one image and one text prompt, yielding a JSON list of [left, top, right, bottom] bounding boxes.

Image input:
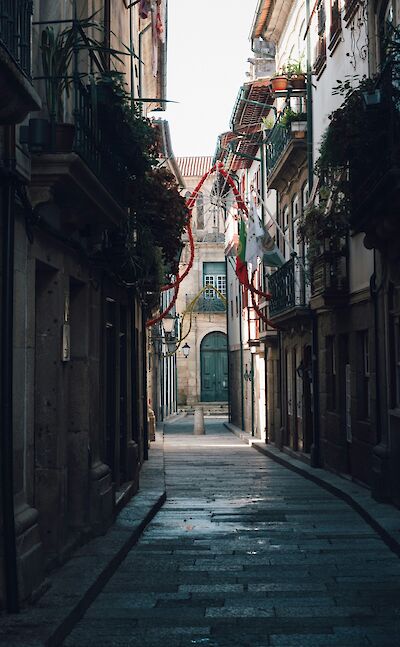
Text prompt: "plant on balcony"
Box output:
[[279, 109, 307, 129], [284, 59, 306, 89], [40, 17, 126, 150], [298, 182, 349, 267], [95, 71, 158, 179], [127, 167, 188, 275], [315, 75, 382, 182], [270, 71, 289, 92], [101, 166, 188, 309]]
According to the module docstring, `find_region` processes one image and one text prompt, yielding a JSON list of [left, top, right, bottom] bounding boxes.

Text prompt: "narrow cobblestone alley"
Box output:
[[64, 419, 400, 647]]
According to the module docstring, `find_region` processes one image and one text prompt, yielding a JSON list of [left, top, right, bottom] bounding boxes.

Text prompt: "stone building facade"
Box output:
[[0, 0, 168, 612], [175, 157, 228, 409]]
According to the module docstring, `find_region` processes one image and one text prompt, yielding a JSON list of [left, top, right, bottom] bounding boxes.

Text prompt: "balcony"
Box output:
[[268, 256, 310, 322], [348, 63, 400, 257], [310, 250, 348, 310], [29, 82, 127, 226], [0, 0, 41, 123], [185, 294, 226, 314], [265, 111, 307, 192]]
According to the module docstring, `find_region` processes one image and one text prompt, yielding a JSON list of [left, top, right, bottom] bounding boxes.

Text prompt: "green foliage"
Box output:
[[95, 72, 158, 178], [40, 14, 129, 122], [284, 58, 305, 76], [316, 74, 382, 178], [262, 116, 275, 130], [127, 167, 188, 276], [279, 109, 307, 128]]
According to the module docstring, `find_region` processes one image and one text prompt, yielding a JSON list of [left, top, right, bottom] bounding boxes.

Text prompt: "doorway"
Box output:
[[200, 332, 228, 402]]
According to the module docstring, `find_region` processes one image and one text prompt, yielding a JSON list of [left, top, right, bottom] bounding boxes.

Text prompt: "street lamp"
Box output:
[[162, 313, 176, 335], [182, 343, 190, 359]]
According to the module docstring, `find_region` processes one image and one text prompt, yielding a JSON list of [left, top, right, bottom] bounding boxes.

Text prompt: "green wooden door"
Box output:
[[200, 332, 228, 402]]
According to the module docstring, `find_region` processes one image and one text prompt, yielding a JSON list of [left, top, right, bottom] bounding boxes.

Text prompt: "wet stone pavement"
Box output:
[[64, 419, 400, 647]]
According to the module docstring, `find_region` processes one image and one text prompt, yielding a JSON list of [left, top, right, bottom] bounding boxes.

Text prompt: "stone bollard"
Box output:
[[193, 407, 205, 435]]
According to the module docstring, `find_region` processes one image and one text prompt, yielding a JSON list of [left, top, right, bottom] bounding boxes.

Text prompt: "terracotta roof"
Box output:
[[176, 156, 214, 178], [251, 0, 273, 39]]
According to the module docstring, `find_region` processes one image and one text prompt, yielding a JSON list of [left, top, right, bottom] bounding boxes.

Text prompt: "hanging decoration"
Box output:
[[146, 161, 275, 329]]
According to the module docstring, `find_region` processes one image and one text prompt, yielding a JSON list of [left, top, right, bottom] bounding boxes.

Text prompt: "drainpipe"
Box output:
[[225, 255, 232, 423], [305, 0, 319, 467], [1, 125, 19, 613], [251, 351, 255, 437], [238, 282, 245, 432], [142, 311, 149, 460]]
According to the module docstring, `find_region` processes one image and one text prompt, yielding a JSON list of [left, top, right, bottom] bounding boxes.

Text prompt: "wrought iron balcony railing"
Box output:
[[0, 0, 32, 76], [311, 249, 348, 298], [73, 82, 126, 201], [185, 294, 226, 313], [268, 255, 308, 317], [265, 113, 292, 179]]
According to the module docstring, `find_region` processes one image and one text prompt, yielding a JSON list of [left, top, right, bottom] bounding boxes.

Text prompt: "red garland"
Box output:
[[146, 161, 272, 328]]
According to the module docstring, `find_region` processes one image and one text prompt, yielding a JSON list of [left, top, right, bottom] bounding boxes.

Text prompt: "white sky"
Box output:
[[163, 0, 259, 157]]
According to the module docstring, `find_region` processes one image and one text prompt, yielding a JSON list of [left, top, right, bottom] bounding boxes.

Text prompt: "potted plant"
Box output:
[[279, 109, 307, 136], [41, 25, 76, 151], [270, 70, 289, 92], [289, 111, 307, 138], [285, 59, 306, 89], [40, 17, 126, 153]]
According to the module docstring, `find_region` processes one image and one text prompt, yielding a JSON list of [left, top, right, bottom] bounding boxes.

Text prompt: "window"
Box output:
[[315, 1, 327, 73], [326, 336, 336, 410], [358, 331, 370, 419], [330, 0, 341, 42], [203, 262, 226, 299], [292, 194, 300, 256], [282, 206, 290, 261]]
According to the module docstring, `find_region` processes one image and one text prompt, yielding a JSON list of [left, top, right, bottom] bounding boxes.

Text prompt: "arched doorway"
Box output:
[[200, 332, 228, 402]]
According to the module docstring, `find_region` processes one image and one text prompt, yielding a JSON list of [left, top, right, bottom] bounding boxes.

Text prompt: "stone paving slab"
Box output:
[[225, 422, 400, 558], [0, 433, 166, 647], [62, 418, 400, 647]]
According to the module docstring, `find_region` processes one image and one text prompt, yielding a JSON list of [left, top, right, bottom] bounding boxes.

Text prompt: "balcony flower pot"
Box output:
[[289, 73, 306, 90], [291, 120, 307, 139], [270, 75, 289, 92]]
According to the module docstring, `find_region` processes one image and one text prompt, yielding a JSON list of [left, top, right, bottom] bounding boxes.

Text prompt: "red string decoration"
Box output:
[[146, 161, 273, 328]]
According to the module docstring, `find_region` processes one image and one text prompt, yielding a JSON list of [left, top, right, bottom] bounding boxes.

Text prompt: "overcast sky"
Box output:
[[163, 0, 259, 158]]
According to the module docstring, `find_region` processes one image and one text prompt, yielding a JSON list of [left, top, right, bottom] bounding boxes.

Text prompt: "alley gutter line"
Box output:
[[49, 492, 167, 647], [224, 422, 400, 561]]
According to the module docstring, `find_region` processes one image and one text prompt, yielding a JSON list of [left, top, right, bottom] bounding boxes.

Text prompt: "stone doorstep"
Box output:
[[3, 433, 167, 647], [225, 422, 400, 560]]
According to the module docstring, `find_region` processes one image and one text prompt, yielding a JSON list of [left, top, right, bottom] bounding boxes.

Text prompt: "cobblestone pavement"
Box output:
[[64, 419, 400, 647]]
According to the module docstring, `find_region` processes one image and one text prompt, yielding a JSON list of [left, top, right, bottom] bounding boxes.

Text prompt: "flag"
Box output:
[[245, 202, 265, 271], [262, 226, 285, 268], [236, 219, 248, 285]]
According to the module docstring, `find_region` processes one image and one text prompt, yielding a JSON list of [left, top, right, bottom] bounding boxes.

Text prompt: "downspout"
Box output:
[[239, 281, 245, 431], [225, 255, 232, 423], [142, 311, 149, 460], [305, 0, 320, 467], [1, 125, 19, 613], [251, 351, 255, 437]]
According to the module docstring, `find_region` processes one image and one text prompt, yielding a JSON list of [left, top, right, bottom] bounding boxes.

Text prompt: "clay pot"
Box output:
[[270, 75, 289, 92], [289, 74, 306, 90]]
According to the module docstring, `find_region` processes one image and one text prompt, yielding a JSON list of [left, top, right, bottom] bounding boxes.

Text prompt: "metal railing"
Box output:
[[185, 294, 226, 313], [0, 0, 32, 76], [311, 250, 348, 297], [72, 82, 126, 201], [268, 256, 308, 317], [265, 111, 291, 179]]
